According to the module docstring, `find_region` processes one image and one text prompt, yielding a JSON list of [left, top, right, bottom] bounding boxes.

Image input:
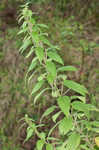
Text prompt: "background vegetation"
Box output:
[[0, 0, 99, 149]]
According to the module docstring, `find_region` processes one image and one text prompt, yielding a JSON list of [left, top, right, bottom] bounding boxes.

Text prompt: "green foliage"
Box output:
[[57, 96, 70, 117], [59, 117, 73, 135], [18, 4, 99, 150], [36, 140, 44, 150], [40, 105, 57, 122], [57, 66, 77, 72], [64, 80, 88, 96], [65, 132, 80, 150]]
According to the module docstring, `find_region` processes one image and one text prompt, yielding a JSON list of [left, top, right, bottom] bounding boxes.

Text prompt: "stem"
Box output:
[[48, 120, 61, 138], [63, 88, 71, 96], [60, 82, 64, 95]]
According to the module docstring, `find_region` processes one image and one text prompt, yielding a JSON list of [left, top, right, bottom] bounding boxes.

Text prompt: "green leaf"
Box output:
[[34, 88, 50, 104], [18, 28, 27, 35], [80, 145, 90, 150], [46, 61, 57, 81], [37, 24, 48, 29], [47, 74, 54, 84], [58, 66, 77, 72], [35, 47, 44, 63], [36, 140, 44, 150], [40, 36, 51, 46], [46, 143, 53, 150], [32, 31, 39, 45], [28, 69, 38, 84], [18, 15, 24, 23], [39, 132, 46, 140], [38, 73, 46, 81], [47, 137, 59, 141], [72, 101, 99, 112], [72, 101, 88, 112], [90, 121, 99, 127], [66, 132, 80, 150], [52, 111, 61, 123], [24, 126, 34, 142], [56, 147, 66, 150], [50, 45, 60, 51], [71, 96, 86, 103], [47, 51, 64, 65], [40, 106, 57, 122], [86, 104, 99, 111], [59, 117, 73, 135], [28, 57, 38, 72], [57, 96, 70, 117], [64, 80, 88, 96], [31, 80, 44, 95], [91, 128, 99, 133], [22, 21, 27, 28], [19, 39, 31, 53], [25, 46, 34, 58], [30, 18, 36, 25], [57, 74, 67, 80]]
